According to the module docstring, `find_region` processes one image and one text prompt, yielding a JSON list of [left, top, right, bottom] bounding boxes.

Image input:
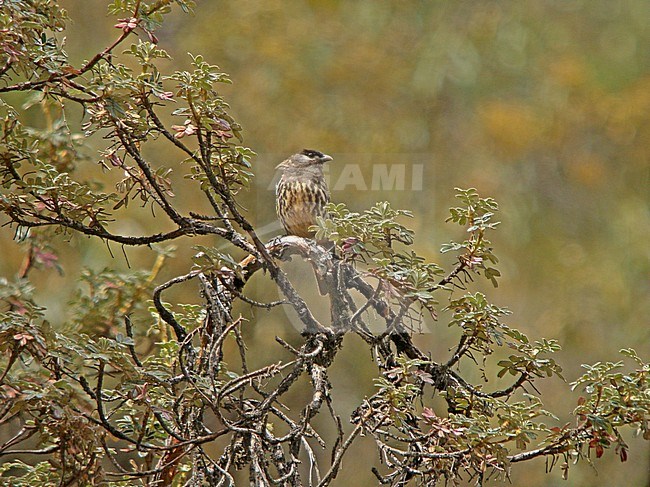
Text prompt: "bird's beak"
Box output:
[[320, 154, 333, 163]]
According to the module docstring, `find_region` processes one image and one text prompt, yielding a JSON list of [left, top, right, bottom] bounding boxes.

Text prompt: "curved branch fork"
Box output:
[[237, 237, 418, 352], [235, 236, 389, 340]]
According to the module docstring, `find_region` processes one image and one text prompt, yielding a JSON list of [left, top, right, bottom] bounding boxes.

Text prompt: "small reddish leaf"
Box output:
[[595, 444, 604, 458]]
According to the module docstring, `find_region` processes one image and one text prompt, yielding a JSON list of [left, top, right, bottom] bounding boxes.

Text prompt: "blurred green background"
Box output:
[[2, 0, 649, 485]]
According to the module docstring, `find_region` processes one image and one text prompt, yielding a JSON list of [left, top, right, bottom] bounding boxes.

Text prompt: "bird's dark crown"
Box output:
[[276, 149, 332, 172], [301, 149, 325, 159]]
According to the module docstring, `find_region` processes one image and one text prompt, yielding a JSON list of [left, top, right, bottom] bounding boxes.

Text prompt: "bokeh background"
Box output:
[[1, 0, 648, 485]]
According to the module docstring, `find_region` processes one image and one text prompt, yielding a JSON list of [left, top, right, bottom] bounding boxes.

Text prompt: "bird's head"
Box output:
[[276, 149, 333, 171]]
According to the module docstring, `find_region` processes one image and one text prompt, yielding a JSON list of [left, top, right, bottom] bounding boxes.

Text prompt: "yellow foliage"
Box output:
[[548, 56, 589, 88], [566, 151, 607, 188], [478, 101, 542, 157]]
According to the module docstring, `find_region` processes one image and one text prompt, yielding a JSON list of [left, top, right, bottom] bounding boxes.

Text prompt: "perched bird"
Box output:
[[275, 149, 333, 238]]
